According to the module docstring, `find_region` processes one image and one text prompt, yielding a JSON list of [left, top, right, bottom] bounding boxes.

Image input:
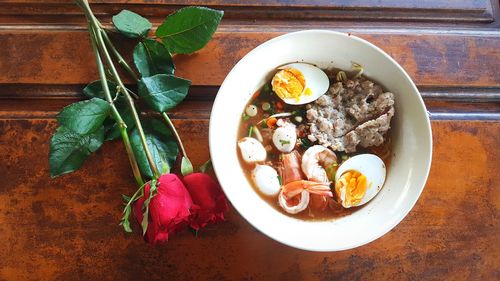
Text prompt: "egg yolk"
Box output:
[[272, 68, 306, 101], [335, 170, 367, 208]]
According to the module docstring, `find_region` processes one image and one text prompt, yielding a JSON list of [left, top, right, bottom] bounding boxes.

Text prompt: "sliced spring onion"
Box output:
[[299, 138, 313, 149], [253, 126, 263, 142], [242, 113, 250, 121], [248, 125, 254, 137], [325, 163, 338, 181], [261, 102, 271, 111], [279, 139, 290, 145]]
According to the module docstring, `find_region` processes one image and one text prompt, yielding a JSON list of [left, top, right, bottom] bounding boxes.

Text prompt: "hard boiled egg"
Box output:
[[271, 63, 329, 105], [252, 164, 281, 196], [334, 154, 386, 208]]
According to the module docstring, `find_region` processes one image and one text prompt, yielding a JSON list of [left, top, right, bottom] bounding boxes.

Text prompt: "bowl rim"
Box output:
[[209, 29, 433, 251]]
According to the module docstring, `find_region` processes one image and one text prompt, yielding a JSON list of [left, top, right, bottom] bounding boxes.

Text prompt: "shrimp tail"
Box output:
[[282, 180, 333, 198], [305, 183, 334, 198]]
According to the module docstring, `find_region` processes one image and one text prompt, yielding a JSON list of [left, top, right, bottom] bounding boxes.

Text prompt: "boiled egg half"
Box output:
[[334, 154, 386, 208], [271, 63, 329, 105]]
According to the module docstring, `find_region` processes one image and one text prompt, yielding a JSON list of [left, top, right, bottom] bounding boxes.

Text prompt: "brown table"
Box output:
[[0, 1, 499, 280]]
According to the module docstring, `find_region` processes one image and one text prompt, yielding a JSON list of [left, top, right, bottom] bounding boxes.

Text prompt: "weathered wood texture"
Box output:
[[0, 0, 499, 280], [0, 30, 499, 88], [0, 120, 498, 280]]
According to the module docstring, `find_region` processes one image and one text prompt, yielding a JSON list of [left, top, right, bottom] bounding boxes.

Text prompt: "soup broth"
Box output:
[[237, 66, 394, 220]]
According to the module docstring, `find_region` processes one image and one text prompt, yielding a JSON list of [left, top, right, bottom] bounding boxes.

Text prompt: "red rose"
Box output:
[[183, 173, 229, 230], [133, 174, 193, 245]]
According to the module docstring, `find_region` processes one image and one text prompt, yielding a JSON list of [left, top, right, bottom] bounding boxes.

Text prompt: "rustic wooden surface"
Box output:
[[0, 1, 499, 280]]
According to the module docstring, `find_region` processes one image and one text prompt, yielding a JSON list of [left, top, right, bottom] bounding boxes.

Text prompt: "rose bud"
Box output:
[[183, 173, 229, 230], [133, 174, 193, 245]]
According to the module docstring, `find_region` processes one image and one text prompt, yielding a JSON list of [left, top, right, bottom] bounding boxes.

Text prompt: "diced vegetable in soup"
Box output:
[[237, 63, 394, 220]]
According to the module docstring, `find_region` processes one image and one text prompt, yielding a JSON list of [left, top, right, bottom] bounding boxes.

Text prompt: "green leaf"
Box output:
[[138, 74, 191, 113], [57, 98, 110, 135], [120, 205, 133, 233], [82, 81, 135, 141], [181, 156, 193, 176], [199, 159, 212, 173], [141, 179, 158, 235], [83, 80, 118, 99], [156, 7, 223, 54], [49, 126, 104, 177], [130, 119, 178, 179], [133, 39, 175, 77], [112, 10, 152, 39], [121, 194, 132, 203]]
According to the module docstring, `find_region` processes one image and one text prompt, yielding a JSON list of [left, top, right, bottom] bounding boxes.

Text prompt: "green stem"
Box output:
[[96, 17, 191, 168], [101, 31, 140, 82], [81, 0, 160, 179], [162, 112, 189, 160], [123, 181, 147, 214], [87, 23, 144, 186]]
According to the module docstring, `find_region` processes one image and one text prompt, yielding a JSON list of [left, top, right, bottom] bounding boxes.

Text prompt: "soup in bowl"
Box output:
[[209, 30, 432, 251]]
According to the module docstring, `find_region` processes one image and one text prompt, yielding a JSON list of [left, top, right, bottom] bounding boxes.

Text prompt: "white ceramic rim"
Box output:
[[209, 30, 432, 251]]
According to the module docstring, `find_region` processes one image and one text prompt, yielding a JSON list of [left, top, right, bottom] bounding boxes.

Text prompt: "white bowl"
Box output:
[[209, 30, 432, 251]]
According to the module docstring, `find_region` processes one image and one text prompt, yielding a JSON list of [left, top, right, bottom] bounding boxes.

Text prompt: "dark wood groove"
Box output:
[[0, 1, 495, 24], [0, 90, 498, 121], [1, 111, 499, 121], [2, 84, 500, 101], [419, 87, 500, 102], [2, 24, 500, 35], [428, 112, 500, 120]]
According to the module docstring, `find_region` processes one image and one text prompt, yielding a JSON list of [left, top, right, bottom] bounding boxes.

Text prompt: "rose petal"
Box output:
[[133, 174, 193, 245], [183, 173, 229, 230]]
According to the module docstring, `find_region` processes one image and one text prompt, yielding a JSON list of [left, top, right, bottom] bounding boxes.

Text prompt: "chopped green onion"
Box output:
[[292, 108, 305, 116], [277, 175, 282, 186], [325, 164, 338, 181], [299, 138, 313, 149], [279, 139, 290, 145], [262, 83, 271, 94], [242, 113, 251, 121], [262, 102, 271, 111], [248, 125, 254, 137], [253, 126, 263, 142]]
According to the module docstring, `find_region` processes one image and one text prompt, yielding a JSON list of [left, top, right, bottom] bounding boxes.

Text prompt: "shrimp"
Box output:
[[278, 180, 332, 214], [301, 145, 338, 183], [281, 150, 304, 184]]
